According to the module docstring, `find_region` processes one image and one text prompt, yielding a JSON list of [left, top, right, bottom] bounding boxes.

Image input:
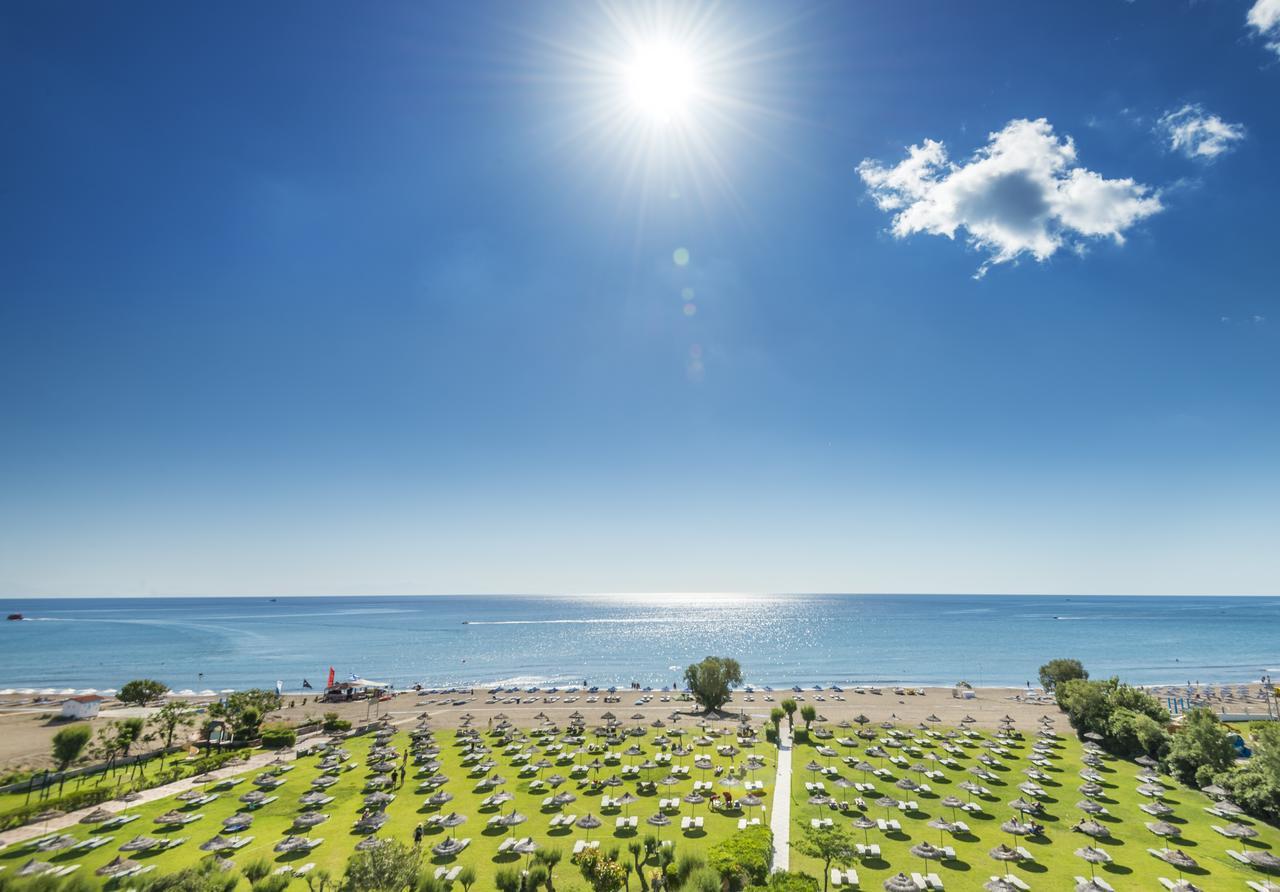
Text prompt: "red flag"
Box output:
[[327, 666, 335, 688]]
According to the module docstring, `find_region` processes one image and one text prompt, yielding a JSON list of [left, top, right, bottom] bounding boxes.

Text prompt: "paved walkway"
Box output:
[[770, 726, 793, 871]]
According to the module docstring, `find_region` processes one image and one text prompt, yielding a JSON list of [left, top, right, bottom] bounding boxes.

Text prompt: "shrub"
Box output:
[[1166, 708, 1236, 785], [241, 859, 272, 884], [252, 877, 291, 892], [686, 867, 722, 892], [708, 824, 772, 889], [323, 712, 353, 733], [343, 839, 421, 892], [260, 723, 297, 749]]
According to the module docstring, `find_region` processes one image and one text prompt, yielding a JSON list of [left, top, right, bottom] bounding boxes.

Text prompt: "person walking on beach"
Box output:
[[413, 822, 423, 848]]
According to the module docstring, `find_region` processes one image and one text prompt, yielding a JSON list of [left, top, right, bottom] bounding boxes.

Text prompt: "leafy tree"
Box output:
[[1038, 659, 1088, 692], [208, 689, 281, 739], [1218, 725, 1280, 822], [799, 704, 817, 730], [792, 825, 855, 892], [683, 656, 743, 715], [150, 701, 195, 764], [1166, 708, 1236, 785], [528, 864, 549, 892], [780, 699, 797, 730], [342, 839, 421, 892], [769, 708, 785, 731], [1105, 708, 1169, 759], [578, 847, 628, 892], [535, 847, 562, 891], [455, 866, 476, 892], [119, 679, 170, 707]]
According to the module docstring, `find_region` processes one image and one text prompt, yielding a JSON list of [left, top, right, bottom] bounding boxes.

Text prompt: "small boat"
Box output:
[[6, 613, 22, 621]]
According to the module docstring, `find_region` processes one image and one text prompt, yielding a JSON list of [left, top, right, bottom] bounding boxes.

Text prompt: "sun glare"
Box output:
[[624, 42, 699, 123]]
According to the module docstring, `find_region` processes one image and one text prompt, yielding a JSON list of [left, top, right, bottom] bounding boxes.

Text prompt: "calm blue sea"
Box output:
[[0, 594, 1276, 692]]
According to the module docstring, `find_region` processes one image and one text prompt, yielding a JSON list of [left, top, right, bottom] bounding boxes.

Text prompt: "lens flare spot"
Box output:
[[673, 247, 690, 267], [682, 303, 697, 316], [681, 287, 695, 301]]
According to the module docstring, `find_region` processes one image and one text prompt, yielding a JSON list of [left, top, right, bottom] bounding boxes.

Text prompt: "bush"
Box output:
[[251, 877, 291, 892], [766, 871, 820, 892], [686, 867, 723, 892], [708, 824, 772, 890], [323, 712, 352, 733], [1056, 676, 1169, 756], [241, 859, 272, 884], [260, 723, 297, 749]]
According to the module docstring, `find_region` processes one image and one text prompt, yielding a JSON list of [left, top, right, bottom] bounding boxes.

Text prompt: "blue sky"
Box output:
[[1, 1, 1277, 596]]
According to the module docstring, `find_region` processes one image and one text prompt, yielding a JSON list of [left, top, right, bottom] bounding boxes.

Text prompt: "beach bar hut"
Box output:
[[324, 677, 391, 702], [60, 695, 103, 719]]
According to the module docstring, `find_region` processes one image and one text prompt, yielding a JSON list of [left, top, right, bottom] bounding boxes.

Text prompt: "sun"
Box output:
[[623, 41, 700, 123]]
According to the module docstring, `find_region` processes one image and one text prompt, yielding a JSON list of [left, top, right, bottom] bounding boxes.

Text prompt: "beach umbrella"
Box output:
[[883, 873, 918, 892], [1155, 848, 1198, 874], [740, 793, 763, 816], [940, 795, 965, 818], [984, 879, 1020, 892], [909, 841, 945, 874], [851, 815, 876, 843], [1216, 800, 1246, 816], [926, 817, 954, 846], [576, 813, 602, 838], [498, 811, 527, 834], [356, 836, 385, 852], [552, 791, 578, 808], [1074, 845, 1110, 879], [1244, 850, 1280, 871], [1075, 880, 1110, 892], [1000, 819, 1033, 844], [428, 790, 453, 808], [294, 811, 328, 828], [720, 775, 742, 788], [855, 761, 876, 779], [120, 835, 163, 851], [440, 811, 468, 836], [155, 809, 189, 825], [17, 859, 55, 877], [1138, 784, 1165, 799], [988, 844, 1021, 874], [1141, 801, 1176, 817], [1135, 755, 1158, 767], [1145, 821, 1179, 839], [1076, 800, 1105, 815], [1220, 821, 1259, 846], [875, 795, 897, 816], [34, 834, 77, 852], [80, 806, 114, 824], [1201, 783, 1229, 798], [1077, 820, 1111, 839], [619, 791, 638, 816], [1082, 732, 1104, 741], [1009, 798, 1038, 814], [200, 835, 235, 852], [96, 856, 142, 877], [364, 791, 395, 808], [895, 777, 920, 793], [805, 760, 824, 779], [1079, 783, 1104, 798]]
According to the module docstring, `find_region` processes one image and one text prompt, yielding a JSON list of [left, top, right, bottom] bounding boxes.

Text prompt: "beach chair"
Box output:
[[681, 817, 693, 830], [1014, 846, 1033, 862], [1228, 850, 1250, 864], [738, 819, 748, 830], [926, 873, 943, 890], [952, 821, 969, 834], [940, 846, 955, 860], [573, 840, 587, 855], [911, 874, 927, 890], [831, 869, 843, 887]]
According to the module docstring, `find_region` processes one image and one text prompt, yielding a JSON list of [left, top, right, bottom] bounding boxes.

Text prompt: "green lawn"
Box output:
[[786, 720, 1280, 891], [0, 718, 770, 889]]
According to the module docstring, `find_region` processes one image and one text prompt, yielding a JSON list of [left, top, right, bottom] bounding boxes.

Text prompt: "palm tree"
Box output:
[[535, 847, 562, 891], [781, 699, 798, 730]]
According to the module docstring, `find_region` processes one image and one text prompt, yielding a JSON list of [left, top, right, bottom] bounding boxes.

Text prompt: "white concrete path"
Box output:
[[770, 726, 793, 871]]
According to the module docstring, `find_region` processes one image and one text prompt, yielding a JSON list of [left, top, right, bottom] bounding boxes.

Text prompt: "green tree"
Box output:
[[1038, 659, 1088, 692], [208, 689, 281, 739], [114, 717, 146, 759], [493, 868, 521, 892], [241, 859, 272, 884], [535, 847, 562, 891], [1166, 708, 1236, 785], [455, 866, 475, 892], [769, 708, 785, 738], [781, 699, 797, 730], [792, 825, 855, 892], [628, 840, 647, 891], [799, 704, 817, 731], [682, 657, 743, 714], [527, 864, 549, 892], [707, 824, 772, 890], [118, 679, 170, 707], [150, 701, 195, 764], [304, 868, 335, 892], [51, 724, 92, 772], [342, 839, 421, 892]]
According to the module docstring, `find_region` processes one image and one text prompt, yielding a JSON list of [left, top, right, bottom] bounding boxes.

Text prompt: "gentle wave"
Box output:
[[465, 617, 689, 626]]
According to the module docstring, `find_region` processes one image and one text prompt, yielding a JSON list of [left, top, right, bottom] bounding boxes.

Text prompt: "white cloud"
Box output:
[[857, 118, 1162, 276], [1158, 104, 1246, 160], [1248, 0, 1280, 56]]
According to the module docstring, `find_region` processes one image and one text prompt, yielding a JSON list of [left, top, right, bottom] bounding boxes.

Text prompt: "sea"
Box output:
[[1, 594, 1277, 693]]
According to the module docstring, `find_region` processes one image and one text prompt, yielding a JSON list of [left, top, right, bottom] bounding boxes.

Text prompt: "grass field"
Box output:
[[4, 713, 1279, 891], [0, 715, 766, 889], [785, 719, 1280, 890]]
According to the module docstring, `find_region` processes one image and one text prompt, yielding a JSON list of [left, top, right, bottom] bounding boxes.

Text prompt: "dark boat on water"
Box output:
[[6, 613, 23, 621]]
